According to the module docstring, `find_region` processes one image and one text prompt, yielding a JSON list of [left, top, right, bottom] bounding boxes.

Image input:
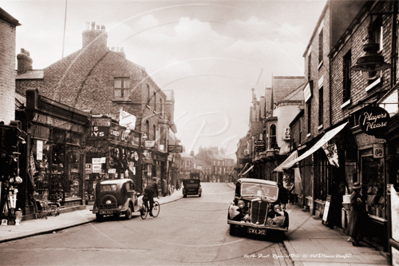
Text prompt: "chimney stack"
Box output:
[[17, 48, 33, 73], [82, 21, 108, 50]]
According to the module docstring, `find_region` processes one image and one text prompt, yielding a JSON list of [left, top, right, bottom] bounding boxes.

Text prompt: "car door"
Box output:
[[126, 181, 138, 211]]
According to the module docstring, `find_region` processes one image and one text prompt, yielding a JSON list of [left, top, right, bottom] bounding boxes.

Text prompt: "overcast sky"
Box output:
[[2, 0, 327, 155]]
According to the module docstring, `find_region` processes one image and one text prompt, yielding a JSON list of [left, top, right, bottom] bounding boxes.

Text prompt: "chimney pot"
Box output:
[[85, 21, 90, 30], [121, 47, 124, 52], [101, 25, 105, 30], [96, 24, 100, 30], [91, 21, 95, 30]]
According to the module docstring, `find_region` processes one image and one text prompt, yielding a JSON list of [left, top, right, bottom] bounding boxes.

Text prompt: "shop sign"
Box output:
[[52, 117, 72, 130], [91, 118, 111, 127], [145, 140, 156, 148], [170, 145, 183, 153], [108, 168, 116, 174], [373, 143, 384, 158], [91, 126, 108, 137], [92, 164, 102, 173], [92, 158, 102, 164], [359, 106, 390, 138], [355, 133, 385, 149], [86, 163, 92, 173], [37, 140, 43, 161]]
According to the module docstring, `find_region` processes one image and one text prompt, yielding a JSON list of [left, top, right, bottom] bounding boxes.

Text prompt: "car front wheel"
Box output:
[[126, 206, 132, 220]]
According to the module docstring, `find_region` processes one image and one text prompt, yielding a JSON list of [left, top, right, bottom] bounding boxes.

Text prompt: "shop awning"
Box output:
[[273, 150, 298, 172], [282, 122, 348, 170], [241, 165, 254, 176]]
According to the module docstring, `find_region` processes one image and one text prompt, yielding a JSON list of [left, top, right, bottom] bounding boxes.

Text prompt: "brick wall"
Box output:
[[331, 1, 393, 125], [0, 19, 16, 124], [16, 27, 168, 139], [303, 4, 331, 144]]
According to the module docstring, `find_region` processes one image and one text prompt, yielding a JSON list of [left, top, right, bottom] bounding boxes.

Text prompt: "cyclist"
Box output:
[[143, 176, 159, 217]]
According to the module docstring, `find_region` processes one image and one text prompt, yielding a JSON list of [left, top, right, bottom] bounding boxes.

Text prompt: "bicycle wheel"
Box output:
[[152, 201, 160, 218], [140, 203, 148, 220]]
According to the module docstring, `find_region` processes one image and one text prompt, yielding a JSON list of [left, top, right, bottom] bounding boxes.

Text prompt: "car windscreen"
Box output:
[[184, 179, 200, 184], [241, 183, 278, 200]]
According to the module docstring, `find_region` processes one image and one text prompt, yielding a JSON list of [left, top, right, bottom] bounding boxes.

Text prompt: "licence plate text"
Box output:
[[248, 228, 266, 235]]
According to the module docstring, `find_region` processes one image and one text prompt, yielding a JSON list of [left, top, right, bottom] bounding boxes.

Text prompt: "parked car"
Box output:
[[227, 178, 289, 237], [92, 179, 140, 221], [182, 179, 202, 197]]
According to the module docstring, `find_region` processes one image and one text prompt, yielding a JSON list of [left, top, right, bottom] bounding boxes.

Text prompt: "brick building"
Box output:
[[0, 8, 20, 124], [16, 21, 176, 195]]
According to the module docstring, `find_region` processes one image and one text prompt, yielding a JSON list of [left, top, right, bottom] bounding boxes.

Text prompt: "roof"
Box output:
[[272, 76, 306, 104], [180, 152, 193, 159], [281, 83, 306, 102], [16, 70, 44, 80], [0, 8, 20, 26], [236, 178, 278, 186], [15, 92, 26, 109], [194, 158, 211, 168]]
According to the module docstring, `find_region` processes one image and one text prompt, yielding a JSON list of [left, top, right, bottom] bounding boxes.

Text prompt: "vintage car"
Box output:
[[182, 179, 202, 197], [92, 179, 140, 221], [227, 178, 289, 236]]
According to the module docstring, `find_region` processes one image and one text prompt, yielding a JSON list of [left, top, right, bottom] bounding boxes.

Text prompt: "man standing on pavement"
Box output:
[[144, 176, 159, 217]]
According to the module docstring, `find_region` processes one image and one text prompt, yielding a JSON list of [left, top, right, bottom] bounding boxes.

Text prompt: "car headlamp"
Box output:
[[106, 200, 112, 205], [238, 200, 245, 209]]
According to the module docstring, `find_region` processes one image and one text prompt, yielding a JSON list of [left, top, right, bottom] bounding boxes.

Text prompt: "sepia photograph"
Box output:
[[0, 0, 396, 265]]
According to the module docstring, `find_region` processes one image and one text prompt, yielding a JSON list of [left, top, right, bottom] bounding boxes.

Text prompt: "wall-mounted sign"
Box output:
[[86, 163, 92, 174], [359, 106, 390, 138], [145, 140, 156, 148], [91, 118, 111, 127], [304, 81, 313, 102], [92, 164, 102, 173], [36, 140, 43, 161], [91, 126, 108, 137], [373, 143, 384, 158]]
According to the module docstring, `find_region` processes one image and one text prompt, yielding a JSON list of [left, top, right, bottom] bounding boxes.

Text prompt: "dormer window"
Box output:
[[114, 78, 130, 100]]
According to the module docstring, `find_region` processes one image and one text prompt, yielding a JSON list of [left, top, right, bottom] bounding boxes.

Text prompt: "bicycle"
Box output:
[[140, 199, 160, 220]]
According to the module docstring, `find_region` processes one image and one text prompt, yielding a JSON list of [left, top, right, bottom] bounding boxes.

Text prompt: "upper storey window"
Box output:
[[114, 78, 130, 100], [318, 30, 323, 65]]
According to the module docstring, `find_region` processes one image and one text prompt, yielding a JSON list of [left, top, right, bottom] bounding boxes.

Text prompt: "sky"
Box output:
[[2, 0, 327, 156]]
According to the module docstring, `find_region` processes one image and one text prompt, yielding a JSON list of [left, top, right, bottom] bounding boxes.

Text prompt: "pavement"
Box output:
[[0, 189, 184, 243], [283, 202, 390, 266], [0, 183, 392, 266]]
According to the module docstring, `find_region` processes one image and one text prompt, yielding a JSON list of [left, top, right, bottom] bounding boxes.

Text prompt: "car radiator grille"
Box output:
[[251, 200, 268, 224]]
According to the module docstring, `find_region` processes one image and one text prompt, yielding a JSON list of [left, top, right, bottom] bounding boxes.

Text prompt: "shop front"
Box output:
[[351, 105, 391, 250], [84, 116, 141, 199], [22, 89, 90, 216]]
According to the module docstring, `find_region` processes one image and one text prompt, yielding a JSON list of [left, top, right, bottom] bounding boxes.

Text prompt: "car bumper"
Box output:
[[227, 220, 288, 232]]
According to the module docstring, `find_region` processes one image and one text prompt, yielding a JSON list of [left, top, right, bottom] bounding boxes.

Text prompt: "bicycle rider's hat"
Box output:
[[152, 176, 157, 181], [352, 182, 362, 190]]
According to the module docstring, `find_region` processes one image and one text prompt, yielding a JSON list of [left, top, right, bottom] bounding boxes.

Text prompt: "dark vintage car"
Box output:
[[182, 179, 202, 197], [227, 178, 289, 236], [92, 179, 140, 221]]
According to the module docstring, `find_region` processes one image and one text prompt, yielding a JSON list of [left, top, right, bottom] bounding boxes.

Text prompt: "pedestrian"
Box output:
[[278, 182, 289, 210], [348, 182, 368, 246]]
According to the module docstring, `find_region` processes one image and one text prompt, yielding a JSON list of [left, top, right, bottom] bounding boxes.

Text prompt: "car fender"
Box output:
[[122, 198, 133, 212]]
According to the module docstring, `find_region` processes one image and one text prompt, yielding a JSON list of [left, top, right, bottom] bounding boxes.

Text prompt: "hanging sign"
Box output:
[[373, 143, 384, 158], [359, 106, 390, 138]]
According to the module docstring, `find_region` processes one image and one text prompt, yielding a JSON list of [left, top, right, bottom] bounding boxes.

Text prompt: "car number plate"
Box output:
[[99, 210, 113, 215], [248, 228, 266, 235]]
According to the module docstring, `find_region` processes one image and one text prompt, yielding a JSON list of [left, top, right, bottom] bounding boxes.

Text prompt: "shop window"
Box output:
[[314, 150, 328, 201], [361, 156, 385, 219], [114, 78, 130, 100], [153, 125, 156, 141]]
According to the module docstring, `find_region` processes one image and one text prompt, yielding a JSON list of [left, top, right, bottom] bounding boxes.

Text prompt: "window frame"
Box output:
[[114, 77, 130, 100], [343, 50, 352, 103]]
